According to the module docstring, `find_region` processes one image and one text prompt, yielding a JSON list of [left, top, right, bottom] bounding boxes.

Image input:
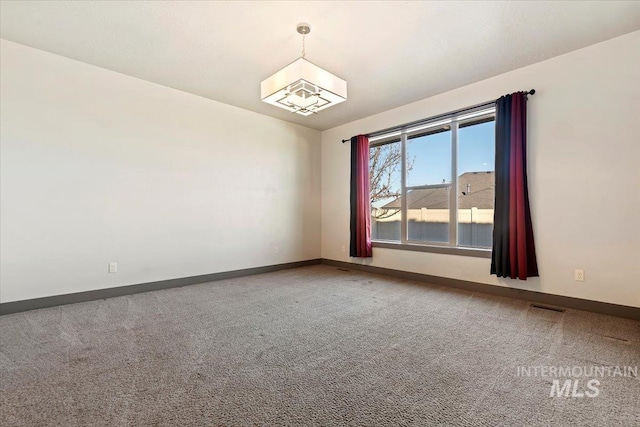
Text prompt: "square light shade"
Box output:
[[261, 58, 347, 116]]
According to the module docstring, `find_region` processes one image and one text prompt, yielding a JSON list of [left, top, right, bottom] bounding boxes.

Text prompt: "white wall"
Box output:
[[0, 39, 321, 303], [321, 31, 640, 308]]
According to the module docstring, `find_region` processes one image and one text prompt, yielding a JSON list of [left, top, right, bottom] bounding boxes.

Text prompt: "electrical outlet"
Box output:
[[341, 245, 346, 253], [109, 262, 118, 273], [274, 246, 280, 254], [574, 269, 584, 282]]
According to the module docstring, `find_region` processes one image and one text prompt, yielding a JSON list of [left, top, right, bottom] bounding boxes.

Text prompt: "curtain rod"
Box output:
[[341, 89, 535, 143]]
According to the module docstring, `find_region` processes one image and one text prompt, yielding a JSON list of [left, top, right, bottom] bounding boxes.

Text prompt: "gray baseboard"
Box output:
[[2, 257, 638, 320], [0, 259, 322, 315], [320, 259, 640, 321]]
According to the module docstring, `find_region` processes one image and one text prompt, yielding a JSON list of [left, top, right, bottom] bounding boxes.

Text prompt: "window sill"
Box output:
[[372, 241, 491, 258]]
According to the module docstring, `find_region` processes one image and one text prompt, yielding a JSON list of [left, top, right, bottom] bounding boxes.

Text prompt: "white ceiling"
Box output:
[[1, 1, 639, 131]]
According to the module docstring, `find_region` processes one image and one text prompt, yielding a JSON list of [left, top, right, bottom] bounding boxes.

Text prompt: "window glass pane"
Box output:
[[407, 187, 449, 243], [406, 128, 451, 187], [370, 141, 402, 241], [457, 120, 495, 248]]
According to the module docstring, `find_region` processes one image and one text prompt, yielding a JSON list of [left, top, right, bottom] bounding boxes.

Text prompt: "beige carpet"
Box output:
[[1, 265, 639, 426]]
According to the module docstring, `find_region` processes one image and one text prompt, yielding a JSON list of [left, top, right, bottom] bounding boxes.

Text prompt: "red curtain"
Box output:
[[491, 92, 538, 280], [350, 135, 372, 258]]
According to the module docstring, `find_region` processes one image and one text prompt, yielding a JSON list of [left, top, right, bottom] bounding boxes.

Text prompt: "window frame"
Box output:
[[369, 105, 496, 258]]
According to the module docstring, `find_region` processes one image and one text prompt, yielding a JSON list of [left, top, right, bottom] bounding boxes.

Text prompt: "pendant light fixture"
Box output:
[[260, 23, 347, 116]]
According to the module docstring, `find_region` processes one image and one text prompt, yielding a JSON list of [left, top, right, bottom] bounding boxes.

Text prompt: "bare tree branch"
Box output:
[[369, 143, 413, 219]]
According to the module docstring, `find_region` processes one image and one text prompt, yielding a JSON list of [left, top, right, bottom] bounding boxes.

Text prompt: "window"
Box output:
[[369, 106, 495, 253]]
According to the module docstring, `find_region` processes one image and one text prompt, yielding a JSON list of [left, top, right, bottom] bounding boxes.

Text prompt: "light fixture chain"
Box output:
[[302, 33, 306, 58]]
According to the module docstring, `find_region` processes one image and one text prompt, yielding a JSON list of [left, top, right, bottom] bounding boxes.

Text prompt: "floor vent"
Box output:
[[337, 268, 350, 272], [531, 304, 566, 313]]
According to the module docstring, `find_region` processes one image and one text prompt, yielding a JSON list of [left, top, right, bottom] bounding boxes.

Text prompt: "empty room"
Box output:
[[1, 1, 639, 426]]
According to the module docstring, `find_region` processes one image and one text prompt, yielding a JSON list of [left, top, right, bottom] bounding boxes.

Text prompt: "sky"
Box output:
[[408, 121, 495, 186]]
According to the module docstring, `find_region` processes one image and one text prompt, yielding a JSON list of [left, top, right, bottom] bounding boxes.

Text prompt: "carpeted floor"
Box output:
[[1, 265, 639, 426]]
